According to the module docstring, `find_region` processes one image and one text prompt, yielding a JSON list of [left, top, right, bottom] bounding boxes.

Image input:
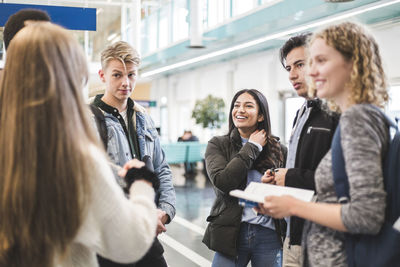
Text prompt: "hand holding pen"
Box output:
[[261, 168, 278, 185], [262, 168, 288, 186]]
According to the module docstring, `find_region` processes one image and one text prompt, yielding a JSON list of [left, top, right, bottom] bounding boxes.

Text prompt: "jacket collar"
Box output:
[[229, 128, 243, 149], [306, 98, 322, 109], [93, 94, 135, 114]]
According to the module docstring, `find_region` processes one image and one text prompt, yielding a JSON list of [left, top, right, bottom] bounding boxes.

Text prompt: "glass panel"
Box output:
[[260, 0, 276, 5], [141, 20, 149, 55], [207, 0, 230, 28], [172, 0, 189, 42], [159, 7, 170, 48], [388, 85, 400, 120], [232, 0, 255, 16], [147, 13, 158, 52]]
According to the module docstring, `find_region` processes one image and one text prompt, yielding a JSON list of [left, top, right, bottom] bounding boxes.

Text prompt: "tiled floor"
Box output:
[[160, 164, 215, 267]]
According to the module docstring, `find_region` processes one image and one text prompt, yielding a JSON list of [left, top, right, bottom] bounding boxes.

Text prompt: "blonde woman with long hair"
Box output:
[[257, 22, 390, 266], [0, 22, 157, 267]]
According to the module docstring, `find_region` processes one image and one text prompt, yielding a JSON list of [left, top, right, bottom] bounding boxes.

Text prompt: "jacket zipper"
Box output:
[[307, 126, 331, 134]]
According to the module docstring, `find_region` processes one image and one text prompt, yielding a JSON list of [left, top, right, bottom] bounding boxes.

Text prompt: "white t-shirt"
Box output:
[[120, 109, 128, 127]]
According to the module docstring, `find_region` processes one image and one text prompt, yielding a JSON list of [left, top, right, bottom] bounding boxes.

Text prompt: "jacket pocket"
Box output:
[[144, 130, 155, 142], [307, 126, 331, 134], [206, 197, 227, 222]]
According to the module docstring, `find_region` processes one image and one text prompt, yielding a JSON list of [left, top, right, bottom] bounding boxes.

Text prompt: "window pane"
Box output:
[[207, 0, 230, 28], [232, 0, 255, 16], [388, 85, 400, 120], [148, 13, 158, 52], [173, 0, 189, 42], [159, 15, 169, 48]]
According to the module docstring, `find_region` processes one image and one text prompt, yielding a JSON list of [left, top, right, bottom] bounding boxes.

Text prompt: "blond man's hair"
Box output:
[[100, 41, 140, 69], [308, 22, 388, 112]]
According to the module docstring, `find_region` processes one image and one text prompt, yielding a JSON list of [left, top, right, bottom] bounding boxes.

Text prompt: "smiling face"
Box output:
[[309, 38, 353, 108], [99, 59, 138, 108], [285, 46, 308, 98], [231, 92, 264, 137]]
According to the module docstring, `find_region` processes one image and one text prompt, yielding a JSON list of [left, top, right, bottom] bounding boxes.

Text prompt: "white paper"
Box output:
[[393, 217, 400, 232], [229, 182, 315, 203]]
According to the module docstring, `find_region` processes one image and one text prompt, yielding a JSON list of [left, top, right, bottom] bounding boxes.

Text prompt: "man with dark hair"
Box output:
[[3, 9, 50, 50], [0, 9, 50, 91], [262, 33, 338, 266]]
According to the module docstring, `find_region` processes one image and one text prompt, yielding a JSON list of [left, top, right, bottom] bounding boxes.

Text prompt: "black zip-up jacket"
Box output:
[[285, 100, 339, 245]]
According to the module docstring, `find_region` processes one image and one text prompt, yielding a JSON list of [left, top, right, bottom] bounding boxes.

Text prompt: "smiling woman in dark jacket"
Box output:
[[203, 89, 285, 267]]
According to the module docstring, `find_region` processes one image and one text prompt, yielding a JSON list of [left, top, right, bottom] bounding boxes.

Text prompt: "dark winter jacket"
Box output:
[[286, 100, 339, 245], [202, 128, 284, 257]]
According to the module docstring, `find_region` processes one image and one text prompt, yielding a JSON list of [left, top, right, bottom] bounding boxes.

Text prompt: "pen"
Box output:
[[269, 168, 279, 176]]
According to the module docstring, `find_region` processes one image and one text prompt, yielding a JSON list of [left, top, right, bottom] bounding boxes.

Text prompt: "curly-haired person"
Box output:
[[256, 21, 390, 267]]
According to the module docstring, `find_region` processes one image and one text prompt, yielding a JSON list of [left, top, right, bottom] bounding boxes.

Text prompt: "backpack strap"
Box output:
[[90, 104, 108, 150], [367, 104, 398, 130], [331, 125, 351, 204]]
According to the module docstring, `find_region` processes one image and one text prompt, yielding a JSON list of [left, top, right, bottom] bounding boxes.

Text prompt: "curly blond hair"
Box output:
[[308, 22, 388, 111]]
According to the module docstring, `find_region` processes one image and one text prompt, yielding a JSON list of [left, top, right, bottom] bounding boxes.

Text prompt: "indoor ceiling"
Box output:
[[139, 0, 400, 77], [2, 0, 400, 77]]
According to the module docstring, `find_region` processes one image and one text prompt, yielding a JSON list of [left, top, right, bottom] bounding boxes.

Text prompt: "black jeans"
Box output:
[[97, 237, 167, 267]]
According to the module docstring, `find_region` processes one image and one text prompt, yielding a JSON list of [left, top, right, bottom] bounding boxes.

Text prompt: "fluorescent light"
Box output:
[[141, 0, 400, 78]]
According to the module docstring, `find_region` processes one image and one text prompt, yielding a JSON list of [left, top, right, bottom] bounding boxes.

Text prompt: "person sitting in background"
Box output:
[[178, 130, 199, 175], [257, 22, 390, 267], [0, 22, 158, 267], [178, 130, 199, 142]]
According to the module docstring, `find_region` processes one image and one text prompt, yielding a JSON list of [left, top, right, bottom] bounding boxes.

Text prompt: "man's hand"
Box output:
[[273, 168, 288, 186], [261, 169, 276, 184], [156, 209, 168, 235]]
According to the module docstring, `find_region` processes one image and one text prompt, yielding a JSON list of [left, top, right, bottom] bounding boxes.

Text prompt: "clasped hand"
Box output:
[[261, 168, 288, 186]]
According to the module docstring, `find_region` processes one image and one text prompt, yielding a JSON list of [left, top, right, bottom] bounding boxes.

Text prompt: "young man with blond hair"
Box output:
[[92, 41, 175, 267]]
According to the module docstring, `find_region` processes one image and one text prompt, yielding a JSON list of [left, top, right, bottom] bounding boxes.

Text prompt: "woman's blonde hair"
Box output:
[[308, 21, 388, 111], [0, 22, 100, 267]]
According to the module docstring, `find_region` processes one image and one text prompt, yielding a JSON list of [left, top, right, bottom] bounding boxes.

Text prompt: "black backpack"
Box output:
[[331, 106, 400, 267], [90, 104, 108, 150]]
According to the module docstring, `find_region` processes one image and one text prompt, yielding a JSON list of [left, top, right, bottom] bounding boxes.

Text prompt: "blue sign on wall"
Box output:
[[0, 3, 96, 31]]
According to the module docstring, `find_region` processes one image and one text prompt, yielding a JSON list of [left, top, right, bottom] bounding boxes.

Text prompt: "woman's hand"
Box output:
[[257, 196, 347, 231], [255, 195, 297, 219], [249, 129, 267, 147], [118, 159, 145, 177]]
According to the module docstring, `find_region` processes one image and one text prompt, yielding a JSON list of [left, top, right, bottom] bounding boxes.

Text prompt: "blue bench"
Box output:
[[161, 143, 188, 164], [161, 142, 207, 165]]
